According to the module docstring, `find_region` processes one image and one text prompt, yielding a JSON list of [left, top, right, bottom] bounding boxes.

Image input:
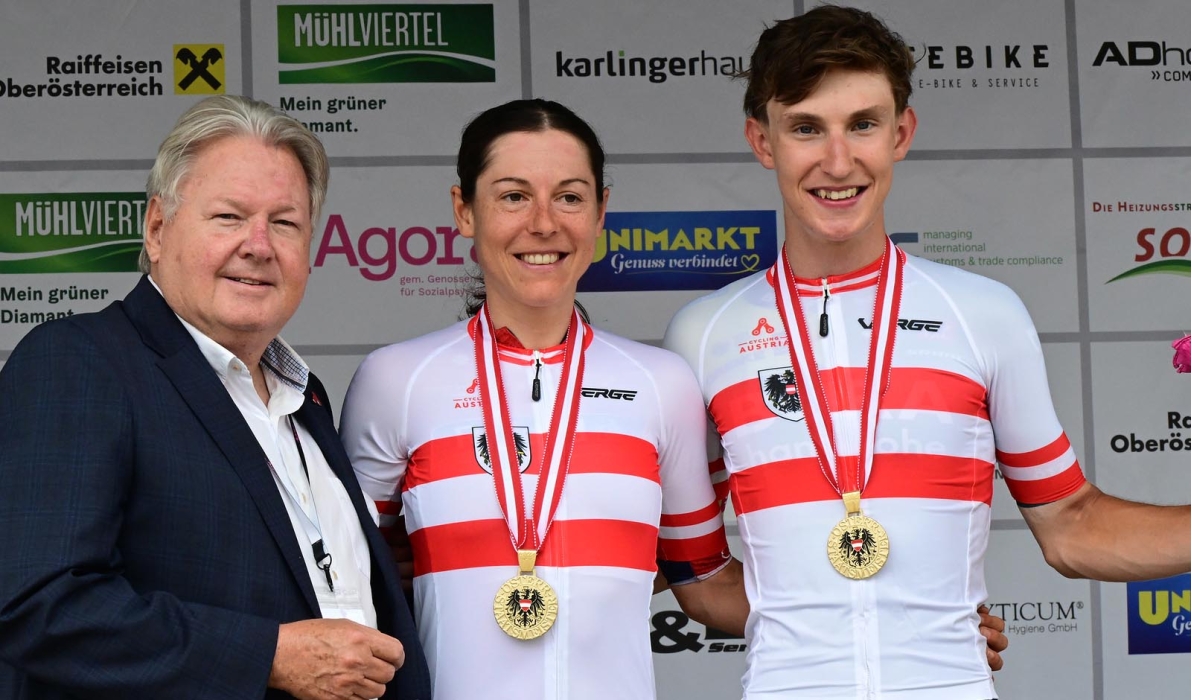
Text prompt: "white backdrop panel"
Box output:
[[252, 0, 524, 157], [294, 165, 470, 344], [529, 0, 792, 155], [1091, 341, 1192, 505], [886, 158, 1080, 333], [1075, 0, 1192, 148], [0, 0, 243, 161], [0, 170, 144, 351], [837, 0, 1073, 150], [984, 529, 1095, 700], [1084, 157, 1192, 332]]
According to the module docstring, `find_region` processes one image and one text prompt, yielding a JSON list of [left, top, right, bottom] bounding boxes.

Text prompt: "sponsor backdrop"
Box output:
[[0, 0, 1187, 698]]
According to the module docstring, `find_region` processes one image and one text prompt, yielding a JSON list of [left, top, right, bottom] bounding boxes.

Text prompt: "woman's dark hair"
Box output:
[[457, 99, 606, 320]]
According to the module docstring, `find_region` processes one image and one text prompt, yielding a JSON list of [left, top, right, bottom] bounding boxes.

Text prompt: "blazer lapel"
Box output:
[[123, 277, 321, 616]]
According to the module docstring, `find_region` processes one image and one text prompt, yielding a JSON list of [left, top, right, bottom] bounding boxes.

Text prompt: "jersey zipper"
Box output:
[[531, 351, 543, 402], [819, 278, 831, 337]]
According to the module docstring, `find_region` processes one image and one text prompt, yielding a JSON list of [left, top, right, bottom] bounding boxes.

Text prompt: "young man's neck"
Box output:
[[783, 231, 888, 280]]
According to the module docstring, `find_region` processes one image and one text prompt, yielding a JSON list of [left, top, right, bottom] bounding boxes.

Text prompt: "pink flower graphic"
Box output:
[[1173, 335, 1191, 374]]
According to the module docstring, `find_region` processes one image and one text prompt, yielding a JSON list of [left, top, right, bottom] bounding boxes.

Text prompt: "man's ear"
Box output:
[[744, 116, 777, 170], [893, 106, 918, 163], [143, 196, 166, 265]]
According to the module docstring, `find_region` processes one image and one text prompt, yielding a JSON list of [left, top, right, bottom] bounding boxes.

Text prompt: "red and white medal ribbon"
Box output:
[[772, 237, 905, 500], [474, 305, 587, 553]]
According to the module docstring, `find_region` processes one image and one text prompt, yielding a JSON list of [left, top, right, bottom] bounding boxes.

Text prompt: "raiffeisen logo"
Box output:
[[1127, 574, 1191, 654], [578, 210, 777, 293], [1107, 226, 1190, 283], [277, 4, 495, 83], [0, 193, 145, 274]]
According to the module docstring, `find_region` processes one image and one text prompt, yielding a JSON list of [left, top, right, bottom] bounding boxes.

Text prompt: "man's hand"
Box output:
[[978, 604, 1008, 672], [269, 619, 405, 700]]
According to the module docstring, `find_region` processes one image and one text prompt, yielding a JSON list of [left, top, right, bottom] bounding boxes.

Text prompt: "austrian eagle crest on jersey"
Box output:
[[757, 366, 804, 421], [472, 427, 532, 473]]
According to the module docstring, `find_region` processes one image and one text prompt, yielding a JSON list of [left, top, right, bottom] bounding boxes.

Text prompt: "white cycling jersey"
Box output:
[[664, 251, 1084, 700], [342, 317, 730, 700]]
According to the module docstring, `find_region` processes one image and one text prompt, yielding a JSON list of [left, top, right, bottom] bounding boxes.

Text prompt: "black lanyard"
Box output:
[[286, 416, 335, 593]]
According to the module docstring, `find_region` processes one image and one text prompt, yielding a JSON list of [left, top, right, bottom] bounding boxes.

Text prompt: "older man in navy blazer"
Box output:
[[0, 96, 430, 700]]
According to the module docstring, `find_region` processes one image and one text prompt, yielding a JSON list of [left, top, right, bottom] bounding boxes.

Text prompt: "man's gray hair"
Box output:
[[138, 94, 329, 273]]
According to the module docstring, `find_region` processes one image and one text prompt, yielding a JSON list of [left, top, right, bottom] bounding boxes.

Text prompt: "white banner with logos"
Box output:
[[0, 0, 1188, 698]]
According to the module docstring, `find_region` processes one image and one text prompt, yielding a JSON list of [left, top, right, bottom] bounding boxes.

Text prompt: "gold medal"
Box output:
[[773, 240, 905, 583], [494, 550, 558, 640], [826, 492, 889, 579], [475, 308, 587, 641]]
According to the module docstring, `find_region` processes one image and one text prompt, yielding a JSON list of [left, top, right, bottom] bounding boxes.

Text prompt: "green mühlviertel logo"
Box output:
[[277, 4, 495, 83], [0, 193, 145, 274]]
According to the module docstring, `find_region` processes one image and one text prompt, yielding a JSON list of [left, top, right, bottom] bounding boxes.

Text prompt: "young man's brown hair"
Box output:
[[742, 4, 917, 120]]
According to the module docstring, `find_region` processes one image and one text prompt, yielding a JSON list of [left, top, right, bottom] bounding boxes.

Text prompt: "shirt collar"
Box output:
[[147, 275, 309, 393]]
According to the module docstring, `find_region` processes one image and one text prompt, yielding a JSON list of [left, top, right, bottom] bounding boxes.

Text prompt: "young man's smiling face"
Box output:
[[745, 69, 917, 269]]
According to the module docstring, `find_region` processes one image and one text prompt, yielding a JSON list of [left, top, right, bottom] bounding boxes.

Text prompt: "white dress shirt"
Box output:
[[151, 279, 379, 627]]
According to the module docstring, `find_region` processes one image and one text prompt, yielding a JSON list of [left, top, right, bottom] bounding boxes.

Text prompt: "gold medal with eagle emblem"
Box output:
[[826, 492, 889, 579], [494, 550, 558, 640]]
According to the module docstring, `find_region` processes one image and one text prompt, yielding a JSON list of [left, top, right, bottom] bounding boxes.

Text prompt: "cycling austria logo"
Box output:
[[472, 427, 531, 474], [277, 5, 495, 83], [0, 193, 145, 274], [757, 366, 803, 422]]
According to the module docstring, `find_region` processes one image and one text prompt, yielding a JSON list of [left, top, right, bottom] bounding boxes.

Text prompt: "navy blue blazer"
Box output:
[[0, 276, 430, 700]]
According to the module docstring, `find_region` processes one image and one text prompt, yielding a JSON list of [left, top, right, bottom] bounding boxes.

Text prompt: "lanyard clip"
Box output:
[[313, 539, 334, 592]]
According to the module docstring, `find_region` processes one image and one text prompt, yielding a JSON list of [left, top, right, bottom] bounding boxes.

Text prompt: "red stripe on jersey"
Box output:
[[375, 499, 401, 516], [864, 454, 994, 506], [404, 432, 660, 490], [659, 501, 721, 527], [729, 454, 997, 515], [409, 518, 660, 575], [729, 457, 838, 514], [710, 367, 988, 435], [657, 527, 729, 562], [1004, 462, 1086, 506], [996, 433, 1071, 468]]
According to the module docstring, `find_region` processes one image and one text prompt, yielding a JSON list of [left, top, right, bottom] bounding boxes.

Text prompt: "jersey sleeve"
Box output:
[[969, 285, 1086, 505], [340, 346, 411, 537], [652, 351, 731, 585]]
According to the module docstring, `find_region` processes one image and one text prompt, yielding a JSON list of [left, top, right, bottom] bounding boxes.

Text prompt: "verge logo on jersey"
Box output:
[[757, 366, 802, 421], [472, 426, 530, 473], [579, 387, 637, 401], [858, 317, 944, 332]]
